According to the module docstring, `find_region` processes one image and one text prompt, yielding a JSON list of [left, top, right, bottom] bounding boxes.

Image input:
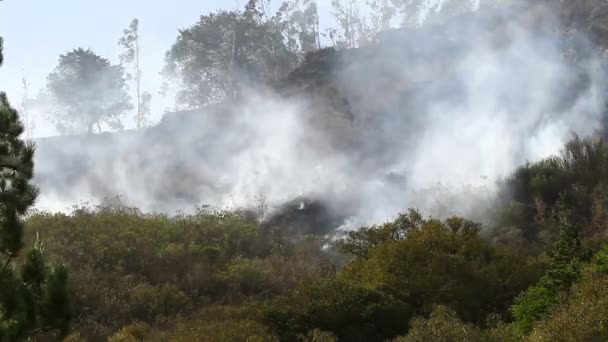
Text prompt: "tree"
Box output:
[[19, 78, 34, 139], [328, 0, 397, 47], [384, 0, 478, 27], [365, 0, 396, 37], [526, 244, 608, 341], [435, 0, 477, 18], [47, 48, 131, 134], [258, 278, 411, 341], [334, 209, 424, 259], [119, 18, 147, 129], [140, 91, 152, 127], [276, 0, 321, 54], [0, 34, 71, 339], [394, 305, 519, 342], [511, 220, 585, 335], [163, 6, 297, 108], [340, 214, 543, 324], [387, 0, 429, 27], [328, 0, 366, 48], [528, 273, 608, 342], [494, 136, 608, 242], [395, 306, 483, 342]]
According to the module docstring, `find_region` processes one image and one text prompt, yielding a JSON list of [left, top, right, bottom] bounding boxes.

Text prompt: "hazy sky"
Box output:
[[0, 0, 332, 137]]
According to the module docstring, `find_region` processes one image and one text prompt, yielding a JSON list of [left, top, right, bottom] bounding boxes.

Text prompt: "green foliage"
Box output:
[[395, 306, 519, 342], [299, 329, 337, 342], [0, 35, 71, 339], [511, 220, 585, 335], [519, 240, 608, 340], [109, 316, 280, 342], [215, 257, 272, 299], [394, 306, 483, 342], [130, 283, 190, 321], [257, 278, 411, 341], [108, 322, 151, 342], [24, 204, 334, 339], [590, 244, 608, 273], [334, 209, 423, 258], [162, 319, 278, 342], [511, 284, 560, 336], [157, 319, 279, 342], [528, 273, 608, 341], [496, 136, 608, 243], [341, 213, 543, 324], [164, 6, 298, 107]]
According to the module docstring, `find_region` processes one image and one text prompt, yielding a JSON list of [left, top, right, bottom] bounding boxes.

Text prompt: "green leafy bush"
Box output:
[[341, 214, 543, 323], [257, 278, 412, 341]]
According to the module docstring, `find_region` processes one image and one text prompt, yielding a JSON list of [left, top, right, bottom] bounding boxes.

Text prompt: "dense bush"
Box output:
[[339, 212, 545, 324], [495, 136, 608, 244], [257, 278, 411, 341], [111, 318, 279, 342], [394, 306, 519, 342], [24, 204, 334, 340], [527, 246, 608, 341], [511, 220, 586, 335], [527, 273, 608, 342]]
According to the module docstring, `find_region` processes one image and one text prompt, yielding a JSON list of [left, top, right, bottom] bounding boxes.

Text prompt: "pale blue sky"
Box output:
[[0, 0, 333, 136]]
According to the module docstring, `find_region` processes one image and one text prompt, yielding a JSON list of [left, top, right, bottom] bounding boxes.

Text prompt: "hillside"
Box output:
[[18, 1, 608, 341]]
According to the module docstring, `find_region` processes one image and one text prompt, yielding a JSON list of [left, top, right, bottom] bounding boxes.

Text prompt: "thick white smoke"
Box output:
[[33, 2, 607, 230]]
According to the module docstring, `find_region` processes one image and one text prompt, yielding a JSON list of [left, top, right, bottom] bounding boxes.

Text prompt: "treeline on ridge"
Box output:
[[23, 0, 608, 136]]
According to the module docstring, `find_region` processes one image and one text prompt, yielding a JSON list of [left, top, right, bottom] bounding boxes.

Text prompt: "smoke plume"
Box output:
[[33, 2, 607, 231]]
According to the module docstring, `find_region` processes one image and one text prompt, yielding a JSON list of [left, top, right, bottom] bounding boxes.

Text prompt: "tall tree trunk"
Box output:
[[135, 34, 141, 129], [316, 10, 321, 49], [87, 121, 93, 135], [231, 30, 237, 100]]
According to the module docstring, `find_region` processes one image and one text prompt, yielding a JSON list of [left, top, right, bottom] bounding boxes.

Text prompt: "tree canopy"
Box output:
[[47, 48, 132, 134], [163, 5, 297, 108]]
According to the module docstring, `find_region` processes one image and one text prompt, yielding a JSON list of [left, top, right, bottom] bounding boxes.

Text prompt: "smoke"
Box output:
[[32, 2, 607, 231]]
